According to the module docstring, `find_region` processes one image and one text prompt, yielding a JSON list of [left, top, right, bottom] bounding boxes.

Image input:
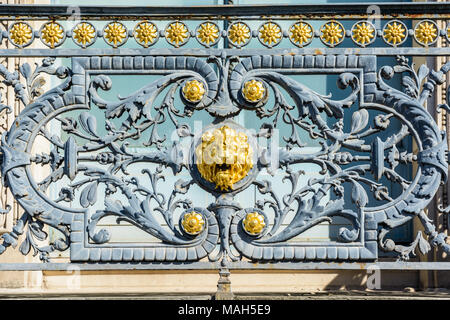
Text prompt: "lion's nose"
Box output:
[[218, 163, 230, 170]]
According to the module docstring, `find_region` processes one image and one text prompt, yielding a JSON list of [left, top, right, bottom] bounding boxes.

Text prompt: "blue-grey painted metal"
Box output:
[[1, 48, 450, 57], [0, 5, 448, 269], [0, 53, 448, 266]]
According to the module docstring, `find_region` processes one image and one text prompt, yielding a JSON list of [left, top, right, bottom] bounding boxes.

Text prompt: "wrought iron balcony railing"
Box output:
[[0, 3, 448, 275]]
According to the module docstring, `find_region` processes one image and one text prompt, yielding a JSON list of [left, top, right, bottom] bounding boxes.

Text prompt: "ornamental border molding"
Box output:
[[0, 51, 447, 265]]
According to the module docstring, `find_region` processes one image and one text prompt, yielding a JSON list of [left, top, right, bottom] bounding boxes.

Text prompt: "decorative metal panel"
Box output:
[[0, 3, 448, 268]]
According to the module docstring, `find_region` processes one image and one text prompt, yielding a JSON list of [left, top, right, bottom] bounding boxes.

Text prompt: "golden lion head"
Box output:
[[195, 125, 253, 191]]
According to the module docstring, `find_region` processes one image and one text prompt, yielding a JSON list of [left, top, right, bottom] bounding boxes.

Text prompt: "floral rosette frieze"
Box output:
[[0, 18, 447, 49]]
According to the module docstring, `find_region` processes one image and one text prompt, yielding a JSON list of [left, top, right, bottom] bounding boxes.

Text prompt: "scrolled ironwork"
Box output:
[[0, 4, 447, 269]]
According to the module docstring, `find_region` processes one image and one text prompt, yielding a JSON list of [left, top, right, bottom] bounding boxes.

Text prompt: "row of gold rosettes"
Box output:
[[5, 19, 446, 49]]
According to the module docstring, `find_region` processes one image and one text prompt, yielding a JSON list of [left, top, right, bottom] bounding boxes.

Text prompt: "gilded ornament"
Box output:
[[134, 21, 158, 47], [181, 212, 205, 235], [182, 80, 205, 103], [242, 80, 265, 103], [289, 21, 313, 47], [9, 22, 33, 47], [72, 22, 96, 48], [196, 125, 253, 191], [320, 21, 344, 46], [165, 21, 189, 47], [196, 22, 219, 47], [414, 20, 438, 46], [447, 24, 450, 43], [258, 22, 282, 47], [40, 22, 64, 48], [228, 22, 251, 47], [243, 212, 266, 235], [351, 21, 375, 47], [383, 20, 407, 46], [103, 22, 127, 47]]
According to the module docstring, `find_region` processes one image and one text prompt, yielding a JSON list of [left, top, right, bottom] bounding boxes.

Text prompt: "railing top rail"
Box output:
[[0, 2, 450, 20], [0, 48, 450, 57]]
